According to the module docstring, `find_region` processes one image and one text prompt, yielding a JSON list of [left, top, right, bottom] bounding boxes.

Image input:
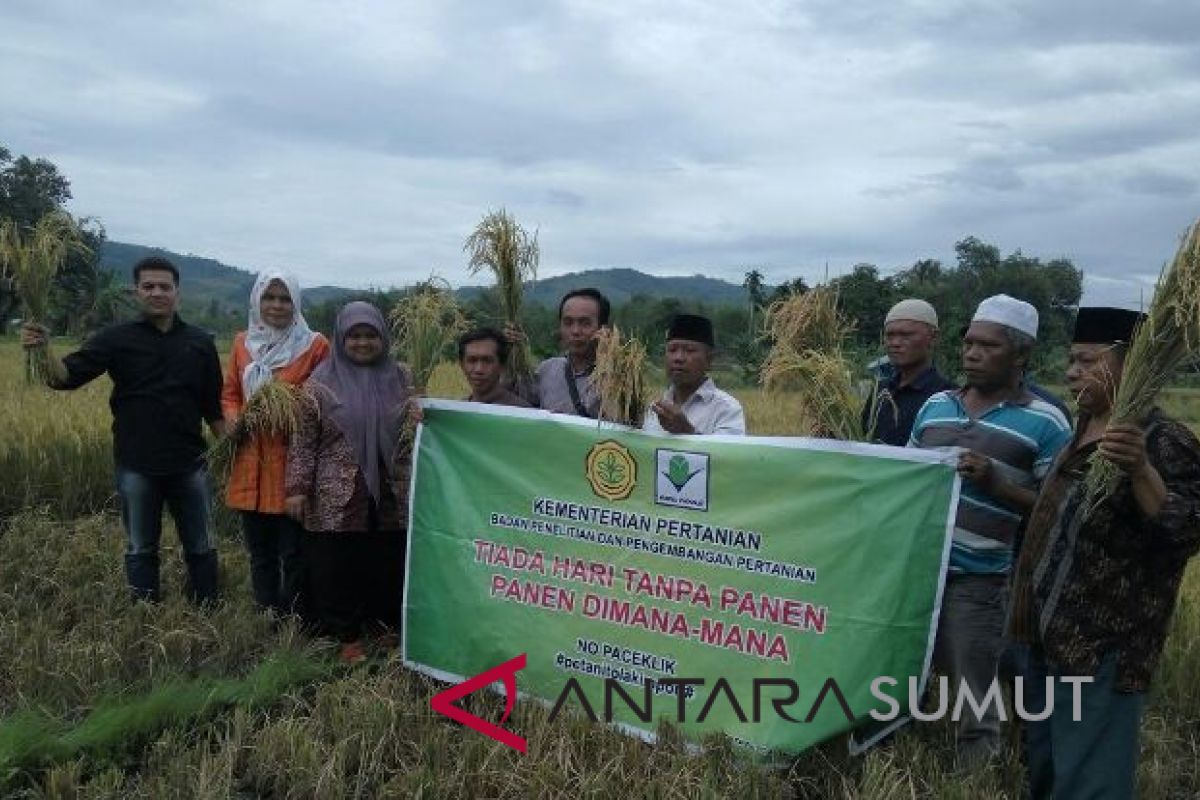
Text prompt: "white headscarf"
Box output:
[[242, 270, 318, 398]]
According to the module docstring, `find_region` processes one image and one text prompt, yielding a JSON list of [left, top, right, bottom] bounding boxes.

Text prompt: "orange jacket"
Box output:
[[221, 331, 330, 513]]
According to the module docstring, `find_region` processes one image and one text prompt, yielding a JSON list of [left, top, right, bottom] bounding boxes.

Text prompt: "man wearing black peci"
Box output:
[[1008, 306, 1200, 799]]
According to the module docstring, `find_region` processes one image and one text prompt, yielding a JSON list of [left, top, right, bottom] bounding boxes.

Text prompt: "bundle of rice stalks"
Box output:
[[463, 208, 538, 382], [760, 287, 865, 440], [389, 277, 468, 394], [1084, 219, 1200, 508], [0, 211, 91, 383], [207, 381, 308, 483], [761, 283, 848, 354], [593, 325, 648, 427]]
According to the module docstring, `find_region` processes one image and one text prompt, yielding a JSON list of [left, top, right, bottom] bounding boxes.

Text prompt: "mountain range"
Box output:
[[99, 241, 749, 312]]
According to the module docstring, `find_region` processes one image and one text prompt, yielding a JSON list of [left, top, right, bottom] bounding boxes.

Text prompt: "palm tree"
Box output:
[[83, 268, 136, 333], [743, 269, 765, 336]]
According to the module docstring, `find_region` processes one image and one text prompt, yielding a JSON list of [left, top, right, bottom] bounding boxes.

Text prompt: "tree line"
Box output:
[[0, 146, 135, 335], [297, 237, 1082, 385], [2, 144, 1086, 382]]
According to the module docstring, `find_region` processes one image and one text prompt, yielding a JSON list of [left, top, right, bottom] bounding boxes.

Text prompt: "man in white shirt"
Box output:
[[644, 314, 746, 435]]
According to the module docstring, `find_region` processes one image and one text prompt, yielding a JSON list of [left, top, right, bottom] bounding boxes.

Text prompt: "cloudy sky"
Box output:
[[3, 0, 1199, 306]]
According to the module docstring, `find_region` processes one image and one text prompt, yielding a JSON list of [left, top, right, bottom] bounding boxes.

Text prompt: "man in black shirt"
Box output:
[[862, 298, 956, 446], [21, 256, 226, 603]]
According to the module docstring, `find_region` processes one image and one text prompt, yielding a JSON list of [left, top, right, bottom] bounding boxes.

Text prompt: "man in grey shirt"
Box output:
[[525, 288, 609, 417]]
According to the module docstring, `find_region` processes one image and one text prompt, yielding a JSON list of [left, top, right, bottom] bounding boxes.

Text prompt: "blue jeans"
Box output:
[[116, 464, 218, 603], [1022, 648, 1145, 800]]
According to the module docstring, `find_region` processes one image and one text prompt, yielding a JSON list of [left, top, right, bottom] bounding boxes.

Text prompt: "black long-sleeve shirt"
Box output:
[[53, 316, 223, 475]]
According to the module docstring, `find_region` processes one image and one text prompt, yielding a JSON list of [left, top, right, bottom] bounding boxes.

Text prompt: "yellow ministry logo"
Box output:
[[585, 440, 637, 501]]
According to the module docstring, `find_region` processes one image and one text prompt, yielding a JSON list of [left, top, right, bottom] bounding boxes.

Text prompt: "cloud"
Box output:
[[0, 0, 1197, 299], [1121, 169, 1199, 198]]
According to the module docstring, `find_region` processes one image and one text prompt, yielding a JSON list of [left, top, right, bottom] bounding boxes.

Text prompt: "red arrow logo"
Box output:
[[430, 653, 527, 753]]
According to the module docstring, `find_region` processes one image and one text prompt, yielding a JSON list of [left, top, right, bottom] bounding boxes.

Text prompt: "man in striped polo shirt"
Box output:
[[909, 294, 1072, 765]]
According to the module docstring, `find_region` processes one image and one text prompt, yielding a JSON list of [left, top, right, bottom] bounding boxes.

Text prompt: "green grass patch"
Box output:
[[0, 651, 336, 783]]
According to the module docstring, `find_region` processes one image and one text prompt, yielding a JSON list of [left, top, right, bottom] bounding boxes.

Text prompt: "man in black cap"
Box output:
[[1008, 307, 1200, 799], [644, 314, 745, 435]]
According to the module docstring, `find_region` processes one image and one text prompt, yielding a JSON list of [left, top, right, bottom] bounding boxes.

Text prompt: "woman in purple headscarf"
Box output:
[[284, 301, 412, 664]]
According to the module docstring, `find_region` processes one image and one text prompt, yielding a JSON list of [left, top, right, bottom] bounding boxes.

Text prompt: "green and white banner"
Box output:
[[403, 400, 959, 755]]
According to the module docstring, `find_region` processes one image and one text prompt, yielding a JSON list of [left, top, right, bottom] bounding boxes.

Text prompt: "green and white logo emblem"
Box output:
[[655, 449, 710, 510]]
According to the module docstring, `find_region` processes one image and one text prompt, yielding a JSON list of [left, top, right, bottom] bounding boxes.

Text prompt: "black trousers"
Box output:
[[305, 531, 406, 643], [241, 511, 306, 616]]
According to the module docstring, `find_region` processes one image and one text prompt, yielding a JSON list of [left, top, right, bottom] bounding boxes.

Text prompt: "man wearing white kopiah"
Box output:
[[862, 298, 955, 447], [908, 294, 1071, 766], [644, 314, 745, 435]]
